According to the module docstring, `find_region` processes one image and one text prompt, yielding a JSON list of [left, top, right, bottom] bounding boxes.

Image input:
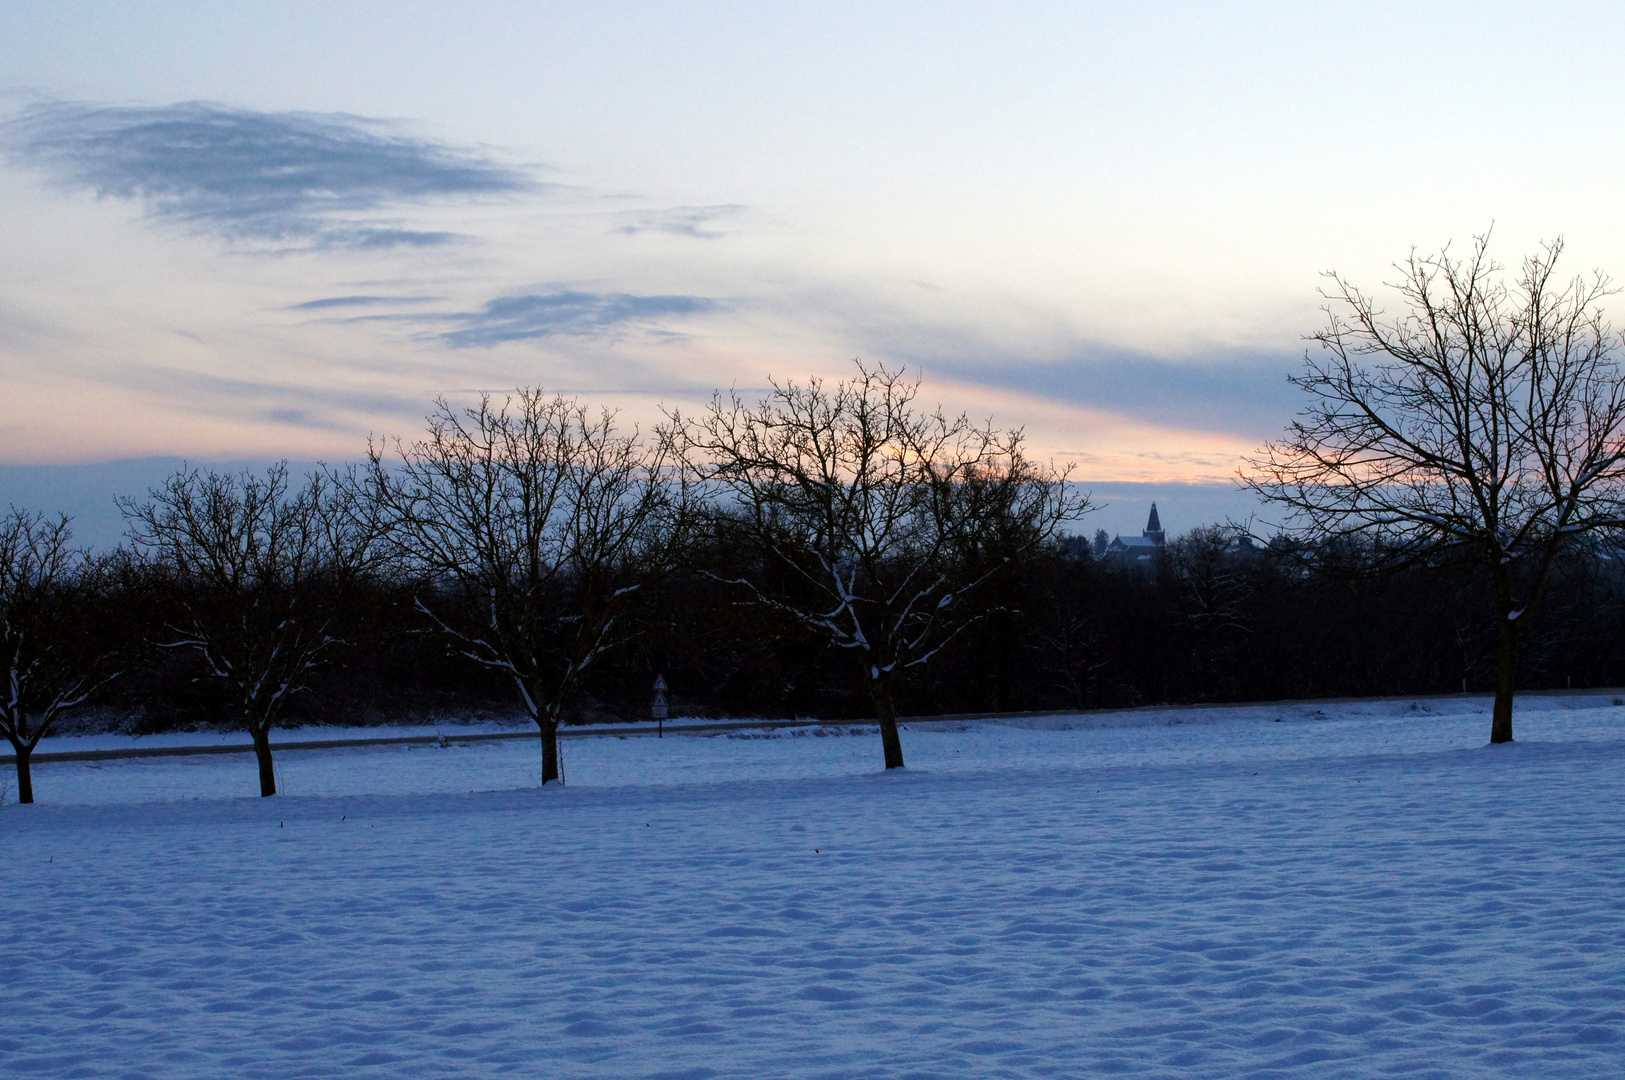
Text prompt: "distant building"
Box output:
[[1105, 504, 1166, 561]]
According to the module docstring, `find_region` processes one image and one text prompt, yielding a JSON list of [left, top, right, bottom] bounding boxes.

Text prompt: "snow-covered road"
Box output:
[[3, 697, 1623, 1078]]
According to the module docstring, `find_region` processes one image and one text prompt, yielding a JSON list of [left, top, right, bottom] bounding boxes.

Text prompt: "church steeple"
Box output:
[[1143, 503, 1164, 544]]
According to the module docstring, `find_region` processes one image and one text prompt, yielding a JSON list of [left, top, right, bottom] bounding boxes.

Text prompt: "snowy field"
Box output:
[[3, 696, 1624, 1078]]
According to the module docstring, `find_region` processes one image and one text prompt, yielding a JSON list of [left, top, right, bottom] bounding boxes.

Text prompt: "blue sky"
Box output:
[[3, 2, 1624, 497]]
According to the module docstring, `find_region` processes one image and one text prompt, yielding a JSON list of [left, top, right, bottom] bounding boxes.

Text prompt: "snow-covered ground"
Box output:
[[3, 695, 1623, 1078]]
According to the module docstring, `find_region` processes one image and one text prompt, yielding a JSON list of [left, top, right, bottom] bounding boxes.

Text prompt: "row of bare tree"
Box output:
[[15, 496, 1625, 806], [1, 364, 1085, 801], [10, 233, 1625, 802]]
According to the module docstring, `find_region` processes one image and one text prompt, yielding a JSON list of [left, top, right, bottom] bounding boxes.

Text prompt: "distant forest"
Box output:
[[87, 526, 1625, 735]]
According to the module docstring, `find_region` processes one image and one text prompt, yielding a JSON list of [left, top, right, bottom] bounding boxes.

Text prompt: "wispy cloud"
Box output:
[[769, 285, 1303, 440], [2, 100, 535, 250], [289, 294, 440, 311], [436, 291, 719, 347], [91, 360, 431, 432], [615, 204, 745, 238], [930, 350, 1302, 437]]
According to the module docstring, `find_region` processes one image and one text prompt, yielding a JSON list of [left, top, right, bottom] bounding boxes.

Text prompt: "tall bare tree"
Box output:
[[1243, 235, 1625, 742], [370, 390, 685, 784], [680, 361, 1088, 769], [0, 511, 121, 803], [121, 463, 379, 796]]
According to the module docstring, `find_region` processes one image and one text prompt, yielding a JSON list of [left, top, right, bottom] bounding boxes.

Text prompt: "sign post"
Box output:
[[652, 674, 668, 737]]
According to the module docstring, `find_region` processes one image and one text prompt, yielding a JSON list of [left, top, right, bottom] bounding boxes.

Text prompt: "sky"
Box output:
[[3, 2, 1625, 531]]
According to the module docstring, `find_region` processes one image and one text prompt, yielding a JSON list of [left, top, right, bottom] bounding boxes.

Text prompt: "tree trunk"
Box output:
[[251, 724, 277, 796], [870, 677, 905, 770], [13, 743, 34, 804], [539, 717, 561, 784], [1491, 616, 1518, 744]]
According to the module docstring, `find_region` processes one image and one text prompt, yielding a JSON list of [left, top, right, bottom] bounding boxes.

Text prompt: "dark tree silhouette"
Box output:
[[1244, 235, 1625, 742], [121, 463, 379, 795], [679, 361, 1088, 769], [370, 390, 686, 784], [0, 510, 120, 803]]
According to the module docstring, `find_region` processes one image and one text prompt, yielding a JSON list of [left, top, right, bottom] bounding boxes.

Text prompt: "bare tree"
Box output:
[[679, 361, 1089, 769], [121, 463, 378, 796], [370, 390, 685, 784], [0, 511, 120, 803], [1243, 235, 1625, 743]]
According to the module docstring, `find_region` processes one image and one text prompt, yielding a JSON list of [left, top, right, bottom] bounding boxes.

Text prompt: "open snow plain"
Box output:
[[3, 696, 1624, 1079]]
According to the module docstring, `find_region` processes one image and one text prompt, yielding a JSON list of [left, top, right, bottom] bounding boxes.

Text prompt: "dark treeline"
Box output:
[[75, 524, 1625, 730]]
